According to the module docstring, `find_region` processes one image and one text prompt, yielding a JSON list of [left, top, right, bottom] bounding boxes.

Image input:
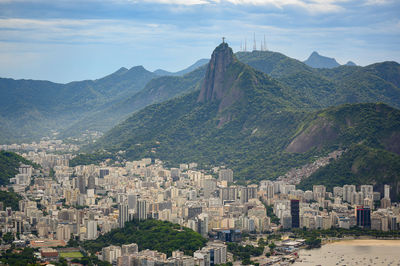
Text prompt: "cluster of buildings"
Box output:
[[1, 142, 399, 265], [0, 139, 79, 153], [100, 242, 227, 266], [260, 181, 398, 231]]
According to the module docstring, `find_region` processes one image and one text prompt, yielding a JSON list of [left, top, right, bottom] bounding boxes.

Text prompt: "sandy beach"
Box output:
[[294, 239, 400, 266]]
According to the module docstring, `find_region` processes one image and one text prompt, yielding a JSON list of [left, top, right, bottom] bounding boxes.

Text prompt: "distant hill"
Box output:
[[154, 59, 209, 76], [345, 61, 357, 66], [0, 66, 157, 143], [62, 65, 207, 137], [304, 51, 340, 69]]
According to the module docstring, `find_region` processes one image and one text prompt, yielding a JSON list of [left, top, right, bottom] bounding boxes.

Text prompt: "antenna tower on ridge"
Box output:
[[253, 33, 256, 51]]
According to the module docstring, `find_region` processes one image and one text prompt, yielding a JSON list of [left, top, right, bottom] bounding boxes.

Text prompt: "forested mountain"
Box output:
[[88, 43, 400, 197], [238, 51, 400, 110], [1, 44, 399, 145], [0, 66, 157, 143], [61, 65, 207, 137]]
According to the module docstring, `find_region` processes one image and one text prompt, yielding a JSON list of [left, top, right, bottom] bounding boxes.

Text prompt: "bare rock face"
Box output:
[[286, 118, 338, 153], [197, 42, 235, 103]]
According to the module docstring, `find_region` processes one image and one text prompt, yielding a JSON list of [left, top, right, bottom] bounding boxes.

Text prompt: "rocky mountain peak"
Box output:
[[197, 42, 235, 102]]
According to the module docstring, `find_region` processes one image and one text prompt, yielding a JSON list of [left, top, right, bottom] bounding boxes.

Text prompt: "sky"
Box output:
[[0, 0, 399, 83]]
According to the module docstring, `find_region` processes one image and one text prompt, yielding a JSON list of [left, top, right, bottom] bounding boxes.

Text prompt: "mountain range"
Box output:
[[82, 43, 400, 198], [2, 42, 400, 197]]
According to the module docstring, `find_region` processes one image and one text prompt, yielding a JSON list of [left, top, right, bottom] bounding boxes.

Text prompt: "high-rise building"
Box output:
[[360, 185, 373, 199], [290, 199, 300, 228], [219, 186, 238, 202], [127, 194, 137, 211], [381, 197, 391, 209], [313, 185, 326, 200], [203, 179, 217, 198], [77, 175, 86, 194], [343, 185, 356, 203], [102, 245, 121, 264], [218, 169, 233, 183], [87, 220, 98, 240], [356, 206, 371, 228], [87, 175, 96, 190], [384, 184, 390, 199], [118, 203, 129, 228], [197, 213, 209, 238], [121, 243, 138, 256], [137, 199, 148, 220]]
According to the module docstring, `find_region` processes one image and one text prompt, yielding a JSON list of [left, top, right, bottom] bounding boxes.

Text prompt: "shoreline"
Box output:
[[295, 239, 400, 265], [321, 236, 400, 246]]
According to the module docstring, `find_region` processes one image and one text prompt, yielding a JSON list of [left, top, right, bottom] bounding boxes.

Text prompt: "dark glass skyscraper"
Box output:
[[356, 206, 371, 228], [291, 199, 300, 228]]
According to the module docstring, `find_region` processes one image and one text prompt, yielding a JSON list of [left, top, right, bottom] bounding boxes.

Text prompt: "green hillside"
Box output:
[[298, 144, 400, 200], [82, 219, 206, 257], [89, 43, 319, 179], [0, 151, 38, 185], [0, 190, 22, 211], [286, 103, 400, 154], [238, 51, 400, 110], [85, 44, 400, 195], [1, 47, 399, 144]]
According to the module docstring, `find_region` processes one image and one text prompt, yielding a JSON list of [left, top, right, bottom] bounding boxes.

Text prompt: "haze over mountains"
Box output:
[[304, 51, 357, 69]]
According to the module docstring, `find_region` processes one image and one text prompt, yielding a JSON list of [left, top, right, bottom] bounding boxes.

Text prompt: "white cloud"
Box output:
[[133, 0, 347, 13], [364, 0, 393, 5]]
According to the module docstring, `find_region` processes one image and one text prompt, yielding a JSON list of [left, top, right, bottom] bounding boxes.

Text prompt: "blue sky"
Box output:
[[0, 0, 399, 83]]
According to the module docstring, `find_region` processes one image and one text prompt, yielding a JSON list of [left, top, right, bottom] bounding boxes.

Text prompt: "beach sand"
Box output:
[[294, 239, 400, 266]]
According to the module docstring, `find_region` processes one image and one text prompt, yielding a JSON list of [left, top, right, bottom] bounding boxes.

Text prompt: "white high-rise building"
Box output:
[[87, 220, 98, 240], [137, 199, 148, 220], [218, 169, 233, 183], [343, 185, 356, 203], [384, 184, 390, 199], [360, 185, 373, 199], [118, 203, 129, 228]]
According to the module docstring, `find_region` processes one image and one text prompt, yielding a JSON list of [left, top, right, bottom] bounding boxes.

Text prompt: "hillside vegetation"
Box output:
[[0, 151, 38, 185], [82, 219, 207, 257], [85, 44, 400, 197], [298, 144, 400, 200]]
